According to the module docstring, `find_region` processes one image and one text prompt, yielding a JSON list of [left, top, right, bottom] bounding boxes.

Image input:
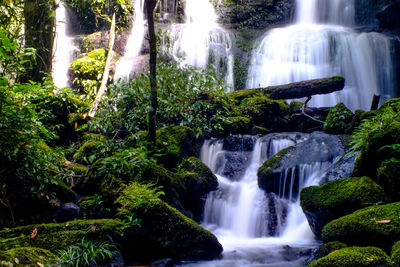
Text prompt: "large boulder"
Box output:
[[300, 177, 387, 238], [258, 132, 345, 198], [116, 182, 223, 262], [309, 246, 392, 267], [321, 202, 400, 251]]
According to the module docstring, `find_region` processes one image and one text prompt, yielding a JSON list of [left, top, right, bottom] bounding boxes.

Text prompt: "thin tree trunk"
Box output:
[[89, 13, 116, 118], [146, 0, 158, 144]]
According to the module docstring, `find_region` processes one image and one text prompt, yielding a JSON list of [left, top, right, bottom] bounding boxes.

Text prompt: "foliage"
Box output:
[[93, 62, 233, 137], [65, 0, 132, 33], [55, 237, 117, 267], [0, 0, 24, 41], [0, 247, 57, 266], [70, 49, 107, 99], [323, 103, 353, 134]]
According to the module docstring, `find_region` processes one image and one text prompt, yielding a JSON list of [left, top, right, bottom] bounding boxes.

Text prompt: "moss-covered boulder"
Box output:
[[392, 240, 400, 265], [352, 98, 400, 179], [0, 219, 125, 252], [300, 177, 387, 238], [377, 157, 400, 201], [179, 157, 219, 221], [323, 103, 354, 134], [0, 247, 57, 266], [314, 241, 348, 260], [117, 183, 223, 262], [156, 125, 204, 168], [73, 140, 107, 165], [309, 246, 392, 267], [223, 116, 254, 135], [322, 202, 400, 251]]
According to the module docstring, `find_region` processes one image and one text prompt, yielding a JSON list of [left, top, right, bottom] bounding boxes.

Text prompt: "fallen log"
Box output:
[[261, 76, 344, 99]]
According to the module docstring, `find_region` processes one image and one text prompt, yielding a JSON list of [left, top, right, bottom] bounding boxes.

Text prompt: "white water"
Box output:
[[52, 2, 77, 88], [247, 0, 395, 111], [196, 134, 333, 266], [172, 0, 234, 89], [114, 0, 145, 82]]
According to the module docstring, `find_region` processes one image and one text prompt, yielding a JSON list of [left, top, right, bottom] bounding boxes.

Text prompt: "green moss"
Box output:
[[227, 89, 258, 103], [66, 162, 89, 177], [392, 240, 400, 265], [322, 202, 400, 251], [0, 247, 57, 266], [300, 177, 387, 236], [73, 140, 106, 165], [309, 246, 392, 267], [223, 116, 253, 135], [323, 103, 354, 134], [258, 146, 293, 176], [314, 241, 348, 259], [0, 219, 124, 252], [155, 125, 204, 168], [78, 195, 111, 219], [377, 157, 400, 201]]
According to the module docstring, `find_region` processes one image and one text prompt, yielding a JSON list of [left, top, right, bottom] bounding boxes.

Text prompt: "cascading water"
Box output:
[[172, 0, 234, 89], [190, 133, 339, 266], [114, 0, 145, 82], [52, 1, 77, 88], [247, 0, 395, 111]]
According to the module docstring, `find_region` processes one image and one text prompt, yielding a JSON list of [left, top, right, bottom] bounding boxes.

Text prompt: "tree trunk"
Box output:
[[249, 76, 345, 100], [89, 13, 116, 118], [23, 0, 55, 83], [146, 0, 158, 145]]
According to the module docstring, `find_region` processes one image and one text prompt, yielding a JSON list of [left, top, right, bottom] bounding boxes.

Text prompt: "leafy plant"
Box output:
[[54, 237, 117, 267]]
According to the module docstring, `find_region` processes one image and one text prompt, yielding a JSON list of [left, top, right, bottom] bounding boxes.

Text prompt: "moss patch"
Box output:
[[300, 177, 387, 237], [322, 202, 400, 251], [323, 103, 354, 134], [309, 246, 392, 267], [377, 157, 400, 201], [0, 247, 56, 266], [392, 240, 400, 265], [0, 219, 124, 252], [223, 116, 253, 135], [314, 241, 347, 260]]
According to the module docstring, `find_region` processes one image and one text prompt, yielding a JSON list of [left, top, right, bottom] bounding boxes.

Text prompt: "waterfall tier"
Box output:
[[247, 0, 395, 111]]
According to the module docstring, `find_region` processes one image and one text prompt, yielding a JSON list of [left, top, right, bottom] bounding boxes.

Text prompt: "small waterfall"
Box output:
[[52, 2, 77, 88], [172, 0, 234, 89], [114, 0, 145, 82], [247, 0, 395, 111], [197, 133, 335, 266]]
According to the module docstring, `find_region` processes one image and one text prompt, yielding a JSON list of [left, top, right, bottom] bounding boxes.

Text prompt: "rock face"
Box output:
[[320, 151, 359, 184], [258, 132, 345, 196], [309, 246, 392, 267], [321, 202, 400, 251], [377, 2, 400, 29], [300, 177, 387, 238], [216, 0, 295, 30]]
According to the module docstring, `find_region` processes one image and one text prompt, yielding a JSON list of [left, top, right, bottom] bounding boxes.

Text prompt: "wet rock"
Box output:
[[60, 203, 80, 221], [320, 151, 359, 184], [258, 132, 345, 197], [377, 2, 400, 29], [223, 135, 257, 151], [150, 258, 176, 267]]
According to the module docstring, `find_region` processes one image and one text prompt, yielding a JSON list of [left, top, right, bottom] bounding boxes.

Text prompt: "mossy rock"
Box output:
[[323, 103, 354, 134], [309, 246, 392, 267], [73, 140, 107, 165], [0, 247, 57, 267], [0, 219, 125, 252], [321, 202, 400, 251], [117, 183, 222, 262], [155, 125, 204, 168], [300, 177, 387, 238], [314, 241, 348, 259], [392, 240, 400, 265], [377, 157, 400, 201], [223, 116, 253, 135], [179, 157, 219, 221], [236, 94, 289, 130], [65, 161, 89, 177], [78, 195, 111, 219], [228, 89, 258, 103]]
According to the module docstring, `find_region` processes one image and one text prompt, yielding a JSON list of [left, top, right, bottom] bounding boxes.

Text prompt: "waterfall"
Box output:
[[196, 133, 334, 266], [172, 0, 234, 89], [247, 0, 395, 111], [52, 2, 77, 88], [114, 0, 145, 82]]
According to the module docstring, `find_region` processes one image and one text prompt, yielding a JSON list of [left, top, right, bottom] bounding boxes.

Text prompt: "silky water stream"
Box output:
[[183, 133, 339, 266]]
